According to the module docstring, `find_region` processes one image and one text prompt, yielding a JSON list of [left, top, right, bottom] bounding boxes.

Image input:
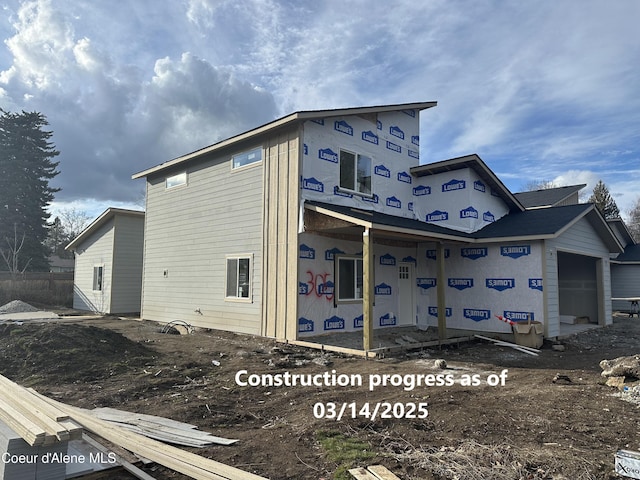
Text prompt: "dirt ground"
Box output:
[[0, 311, 638, 480]]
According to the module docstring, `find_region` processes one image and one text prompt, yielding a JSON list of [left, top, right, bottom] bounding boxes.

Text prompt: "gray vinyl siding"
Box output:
[[611, 264, 640, 311], [72, 219, 114, 313], [111, 214, 144, 313], [141, 151, 263, 334], [545, 216, 613, 334]]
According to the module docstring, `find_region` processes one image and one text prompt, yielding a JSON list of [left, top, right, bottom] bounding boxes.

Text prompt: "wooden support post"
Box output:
[[363, 227, 374, 351], [436, 241, 447, 341]]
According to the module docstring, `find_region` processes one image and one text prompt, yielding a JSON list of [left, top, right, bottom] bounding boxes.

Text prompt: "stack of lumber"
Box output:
[[0, 374, 82, 446], [0, 374, 269, 480]]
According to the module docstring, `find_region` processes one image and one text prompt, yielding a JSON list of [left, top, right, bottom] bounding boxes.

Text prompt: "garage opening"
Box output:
[[557, 252, 600, 327]]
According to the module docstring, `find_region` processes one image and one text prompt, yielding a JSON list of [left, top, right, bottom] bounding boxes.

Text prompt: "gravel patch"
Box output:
[[0, 300, 39, 314]]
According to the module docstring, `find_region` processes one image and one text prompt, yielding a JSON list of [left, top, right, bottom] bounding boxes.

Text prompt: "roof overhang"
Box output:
[[410, 154, 525, 213], [66, 208, 145, 251], [132, 101, 437, 180]]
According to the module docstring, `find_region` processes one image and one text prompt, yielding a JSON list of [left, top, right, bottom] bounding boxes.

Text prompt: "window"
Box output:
[[339, 149, 372, 195], [336, 256, 363, 302], [232, 147, 262, 169], [166, 172, 187, 189], [92, 266, 103, 291], [226, 255, 252, 301]]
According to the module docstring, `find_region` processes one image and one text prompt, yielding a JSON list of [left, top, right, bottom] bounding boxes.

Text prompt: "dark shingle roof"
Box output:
[[614, 244, 640, 263], [513, 184, 586, 208]]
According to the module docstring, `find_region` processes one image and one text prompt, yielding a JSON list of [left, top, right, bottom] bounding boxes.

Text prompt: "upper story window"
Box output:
[[232, 147, 262, 169], [166, 172, 187, 189], [339, 149, 372, 196]]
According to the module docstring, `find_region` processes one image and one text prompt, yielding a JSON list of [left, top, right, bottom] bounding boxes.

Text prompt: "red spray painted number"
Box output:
[[305, 271, 334, 301]]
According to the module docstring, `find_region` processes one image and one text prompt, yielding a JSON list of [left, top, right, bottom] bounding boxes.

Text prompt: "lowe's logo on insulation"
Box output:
[[379, 313, 397, 326], [397, 171, 412, 184], [408, 149, 419, 159], [464, 309, 491, 322], [390, 125, 405, 139], [442, 179, 466, 192], [402, 255, 417, 264], [362, 130, 379, 145], [428, 306, 452, 317], [311, 118, 325, 125], [504, 311, 534, 322], [402, 109, 416, 117], [353, 315, 363, 329], [318, 148, 338, 163], [334, 120, 353, 136], [324, 316, 345, 331], [333, 186, 352, 198], [375, 164, 391, 177], [413, 185, 431, 196], [363, 194, 379, 204], [386, 196, 401, 209], [486, 278, 515, 291], [427, 210, 449, 222], [377, 119, 382, 130], [460, 206, 479, 219], [298, 317, 314, 333], [375, 283, 392, 295], [474, 180, 486, 193], [448, 278, 474, 290], [299, 244, 316, 259], [380, 253, 396, 266], [411, 135, 419, 146], [317, 280, 334, 297], [408, 202, 414, 211], [501, 245, 531, 259], [529, 278, 543, 291], [302, 177, 324, 193], [426, 249, 450, 260], [417, 278, 437, 289], [483, 211, 495, 222], [461, 247, 488, 260], [298, 282, 310, 295], [325, 247, 345, 261], [386, 141, 402, 153], [303, 144, 308, 155]]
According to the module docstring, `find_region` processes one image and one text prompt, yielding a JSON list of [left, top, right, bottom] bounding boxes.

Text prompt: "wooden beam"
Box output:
[[284, 339, 377, 358], [367, 465, 402, 480], [363, 227, 375, 351], [436, 241, 447, 341]]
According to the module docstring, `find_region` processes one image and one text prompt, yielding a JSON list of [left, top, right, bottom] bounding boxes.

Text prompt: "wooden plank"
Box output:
[[83, 433, 158, 480], [0, 377, 70, 422], [367, 465, 402, 480], [363, 227, 374, 351], [348, 467, 379, 480], [285, 339, 378, 358], [0, 399, 47, 446], [32, 390, 269, 480], [436, 242, 447, 341]]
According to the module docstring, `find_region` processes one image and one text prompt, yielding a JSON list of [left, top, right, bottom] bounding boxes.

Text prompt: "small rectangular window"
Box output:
[[166, 172, 187, 189], [336, 256, 363, 302], [232, 148, 262, 169], [339, 149, 371, 195], [225, 255, 252, 301], [93, 266, 103, 291]]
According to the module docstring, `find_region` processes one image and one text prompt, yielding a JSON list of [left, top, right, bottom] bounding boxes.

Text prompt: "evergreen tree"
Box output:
[[587, 180, 620, 220], [0, 110, 59, 272]]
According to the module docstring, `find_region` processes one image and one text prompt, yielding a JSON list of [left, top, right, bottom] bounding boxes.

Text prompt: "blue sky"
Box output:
[[1, 0, 639, 220]]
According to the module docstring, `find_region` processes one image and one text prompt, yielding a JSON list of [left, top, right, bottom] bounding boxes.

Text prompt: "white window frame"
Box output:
[[231, 147, 262, 171], [339, 148, 373, 197], [225, 254, 253, 302], [335, 255, 363, 304], [165, 171, 187, 189], [92, 265, 104, 291]]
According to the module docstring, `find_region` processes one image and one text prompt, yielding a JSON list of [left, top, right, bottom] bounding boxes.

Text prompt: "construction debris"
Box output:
[[349, 464, 401, 480], [90, 407, 238, 447], [474, 335, 540, 356], [0, 300, 39, 314], [600, 355, 640, 380], [0, 373, 268, 480]]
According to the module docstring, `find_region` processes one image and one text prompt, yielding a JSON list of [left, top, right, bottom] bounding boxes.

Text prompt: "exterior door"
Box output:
[[398, 262, 416, 326]]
